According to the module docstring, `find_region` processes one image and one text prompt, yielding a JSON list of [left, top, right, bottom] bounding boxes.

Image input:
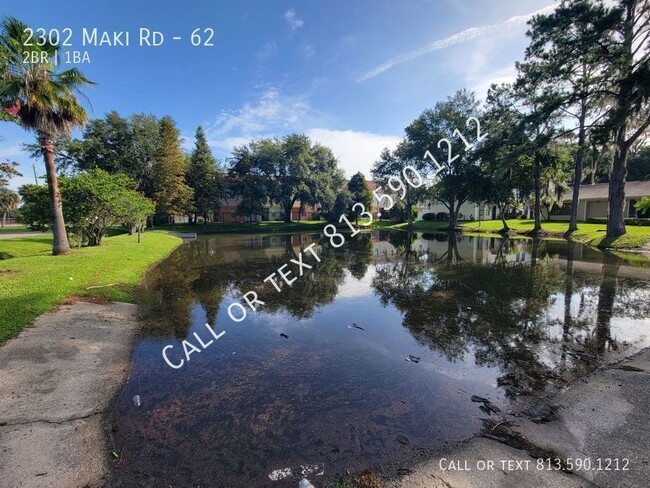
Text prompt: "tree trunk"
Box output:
[[532, 154, 542, 234], [406, 185, 412, 226], [607, 124, 628, 238], [447, 201, 459, 230], [595, 253, 619, 354], [41, 136, 70, 255], [567, 97, 587, 236], [1, 211, 6, 227], [500, 204, 509, 233]]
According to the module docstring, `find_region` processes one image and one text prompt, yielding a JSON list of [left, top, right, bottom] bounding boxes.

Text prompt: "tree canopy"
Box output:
[[229, 133, 344, 222]]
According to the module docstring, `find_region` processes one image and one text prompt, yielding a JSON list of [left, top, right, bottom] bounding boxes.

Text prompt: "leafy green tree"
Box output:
[[327, 190, 353, 223], [186, 126, 222, 226], [0, 16, 94, 255], [0, 186, 19, 226], [58, 112, 162, 196], [19, 170, 155, 245], [373, 140, 427, 226], [117, 190, 155, 243], [509, 75, 564, 234], [234, 174, 266, 223], [384, 199, 418, 222], [405, 89, 483, 229], [229, 133, 343, 222], [628, 146, 650, 181], [477, 84, 534, 233], [17, 184, 49, 231], [539, 142, 574, 220], [523, 0, 609, 235], [152, 117, 193, 226], [347, 172, 373, 225]]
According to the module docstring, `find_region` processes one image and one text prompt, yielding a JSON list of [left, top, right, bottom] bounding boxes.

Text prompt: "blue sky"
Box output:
[[1, 0, 558, 189]]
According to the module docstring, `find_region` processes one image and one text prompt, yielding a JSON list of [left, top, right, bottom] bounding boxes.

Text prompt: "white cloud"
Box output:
[[206, 88, 310, 137], [256, 41, 278, 60], [300, 43, 316, 59], [356, 3, 559, 82], [467, 64, 518, 101], [207, 136, 258, 153], [306, 128, 401, 178], [284, 9, 304, 30]]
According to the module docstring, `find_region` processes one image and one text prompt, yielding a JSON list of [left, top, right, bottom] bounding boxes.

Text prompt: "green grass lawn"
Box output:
[[459, 219, 649, 249], [372, 219, 650, 249], [0, 231, 182, 343]]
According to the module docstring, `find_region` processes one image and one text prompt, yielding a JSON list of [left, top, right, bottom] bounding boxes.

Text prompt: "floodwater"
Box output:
[[109, 231, 650, 487]]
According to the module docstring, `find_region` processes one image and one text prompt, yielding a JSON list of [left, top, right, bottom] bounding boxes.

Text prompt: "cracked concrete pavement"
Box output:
[[385, 347, 650, 488], [0, 301, 139, 488]]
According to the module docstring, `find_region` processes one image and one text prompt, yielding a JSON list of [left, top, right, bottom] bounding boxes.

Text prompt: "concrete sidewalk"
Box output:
[[0, 301, 139, 488], [386, 348, 650, 488], [0, 231, 51, 239]]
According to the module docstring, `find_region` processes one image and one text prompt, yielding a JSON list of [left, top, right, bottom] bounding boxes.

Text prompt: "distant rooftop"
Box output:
[[560, 180, 650, 201]]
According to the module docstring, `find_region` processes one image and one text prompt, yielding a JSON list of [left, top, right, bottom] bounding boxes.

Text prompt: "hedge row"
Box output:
[[586, 217, 650, 226]]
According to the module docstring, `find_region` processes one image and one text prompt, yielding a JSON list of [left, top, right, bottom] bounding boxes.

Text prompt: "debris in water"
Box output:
[[406, 355, 420, 363], [348, 323, 365, 331], [484, 401, 502, 414], [300, 464, 325, 477], [269, 464, 324, 482], [280, 333, 289, 339], [299, 479, 316, 488], [614, 365, 644, 372], [269, 468, 293, 481], [396, 434, 410, 445], [471, 395, 490, 403], [111, 450, 120, 459], [132, 395, 141, 407]]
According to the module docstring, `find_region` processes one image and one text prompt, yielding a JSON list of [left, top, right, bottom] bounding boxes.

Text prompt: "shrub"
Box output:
[[422, 212, 436, 221], [19, 169, 155, 245], [586, 217, 650, 226]]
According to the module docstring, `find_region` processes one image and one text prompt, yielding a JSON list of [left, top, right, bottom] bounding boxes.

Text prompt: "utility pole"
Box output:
[[33, 164, 39, 185]]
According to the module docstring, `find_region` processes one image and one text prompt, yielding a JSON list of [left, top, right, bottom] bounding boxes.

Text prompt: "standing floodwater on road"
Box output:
[[108, 232, 650, 487]]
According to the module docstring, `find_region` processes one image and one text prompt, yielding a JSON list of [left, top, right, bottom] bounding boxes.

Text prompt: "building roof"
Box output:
[[561, 181, 650, 202]]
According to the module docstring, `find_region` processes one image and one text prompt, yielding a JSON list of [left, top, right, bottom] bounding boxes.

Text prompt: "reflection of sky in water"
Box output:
[[110, 233, 650, 487]]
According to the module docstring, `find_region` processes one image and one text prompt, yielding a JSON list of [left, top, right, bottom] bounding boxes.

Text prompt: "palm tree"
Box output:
[[0, 186, 19, 226], [0, 17, 94, 254]]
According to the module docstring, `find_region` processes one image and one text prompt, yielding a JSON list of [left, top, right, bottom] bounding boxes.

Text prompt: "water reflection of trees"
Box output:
[[372, 235, 649, 399], [138, 231, 649, 396], [137, 233, 373, 338]]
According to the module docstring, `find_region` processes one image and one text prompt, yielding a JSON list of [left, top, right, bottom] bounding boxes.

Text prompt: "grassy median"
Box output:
[[0, 231, 182, 343]]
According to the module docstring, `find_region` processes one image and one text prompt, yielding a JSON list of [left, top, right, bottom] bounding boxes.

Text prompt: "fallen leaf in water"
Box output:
[[396, 435, 410, 445]]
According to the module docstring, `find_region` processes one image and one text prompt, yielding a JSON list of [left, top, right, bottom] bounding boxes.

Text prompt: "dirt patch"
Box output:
[[62, 295, 114, 305]]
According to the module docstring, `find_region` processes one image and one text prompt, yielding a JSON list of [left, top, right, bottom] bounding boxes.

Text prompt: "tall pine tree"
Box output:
[[187, 126, 220, 225], [152, 116, 193, 227]]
